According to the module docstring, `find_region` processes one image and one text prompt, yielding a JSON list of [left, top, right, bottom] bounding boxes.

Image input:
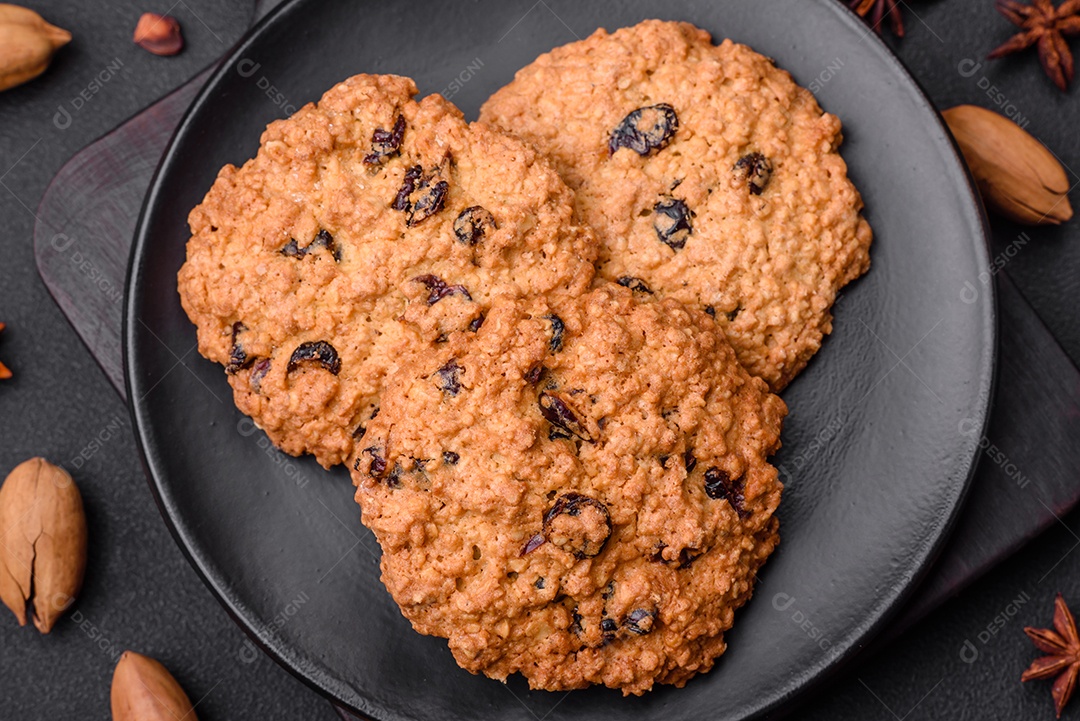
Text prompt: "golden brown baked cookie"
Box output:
[[178, 74, 596, 467], [352, 285, 786, 694], [480, 20, 872, 390]]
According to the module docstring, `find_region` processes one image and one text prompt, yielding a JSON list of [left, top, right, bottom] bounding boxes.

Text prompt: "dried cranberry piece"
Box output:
[[250, 358, 271, 392], [226, 321, 254, 374], [358, 446, 386, 478], [543, 314, 565, 353], [734, 152, 773, 195], [434, 359, 463, 396], [653, 196, 693, 250], [625, 609, 655, 635], [649, 543, 699, 568], [524, 364, 545, 385], [569, 608, 583, 634], [616, 276, 653, 294], [453, 206, 496, 245], [677, 548, 700, 568], [411, 181, 448, 225], [279, 230, 340, 261], [393, 165, 421, 210], [393, 165, 448, 227], [364, 114, 406, 165], [442, 451, 459, 465], [385, 462, 404, 489], [309, 229, 341, 261], [684, 448, 697, 475], [704, 466, 749, 518], [542, 492, 612, 558], [352, 406, 380, 439], [521, 532, 546, 555], [412, 274, 472, 305], [601, 581, 615, 600], [548, 426, 572, 442], [601, 617, 618, 642], [279, 238, 304, 258], [538, 391, 594, 442], [286, 340, 341, 375], [609, 104, 678, 156]]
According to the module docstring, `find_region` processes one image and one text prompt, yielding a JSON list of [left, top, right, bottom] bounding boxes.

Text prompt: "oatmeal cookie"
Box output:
[[480, 20, 872, 390], [178, 74, 596, 467], [352, 285, 786, 694]]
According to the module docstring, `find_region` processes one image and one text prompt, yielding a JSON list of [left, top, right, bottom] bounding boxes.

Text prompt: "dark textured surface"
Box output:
[[0, 2, 1078, 721]]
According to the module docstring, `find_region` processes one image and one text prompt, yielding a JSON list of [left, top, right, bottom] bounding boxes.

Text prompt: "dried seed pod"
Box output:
[[0, 457, 87, 633], [111, 651, 197, 721], [0, 4, 72, 92], [943, 104, 1073, 226], [132, 13, 183, 56]]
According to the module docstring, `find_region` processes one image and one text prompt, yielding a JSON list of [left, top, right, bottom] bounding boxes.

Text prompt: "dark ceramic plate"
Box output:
[[124, 0, 996, 719]]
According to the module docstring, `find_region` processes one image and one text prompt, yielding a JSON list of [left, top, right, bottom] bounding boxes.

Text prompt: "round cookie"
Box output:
[[351, 285, 786, 694], [480, 20, 873, 390], [178, 74, 597, 467]]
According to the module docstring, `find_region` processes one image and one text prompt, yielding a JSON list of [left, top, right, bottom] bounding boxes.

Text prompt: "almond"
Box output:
[[0, 457, 87, 633], [0, 4, 71, 92], [111, 651, 198, 721], [943, 105, 1073, 226]]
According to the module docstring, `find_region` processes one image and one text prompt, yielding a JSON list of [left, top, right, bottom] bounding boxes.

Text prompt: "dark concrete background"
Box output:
[[0, 1, 1078, 718]]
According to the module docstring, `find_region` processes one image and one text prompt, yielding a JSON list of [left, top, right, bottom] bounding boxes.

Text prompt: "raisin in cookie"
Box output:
[[480, 20, 872, 390], [178, 74, 596, 467], [352, 285, 786, 694]]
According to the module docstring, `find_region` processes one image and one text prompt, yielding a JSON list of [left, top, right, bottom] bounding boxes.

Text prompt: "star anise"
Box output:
[[1023, 593, 1080, 718], [988, 0, 1080, 91], [849, 0, 905, 37], [0, 323, 10, 380]]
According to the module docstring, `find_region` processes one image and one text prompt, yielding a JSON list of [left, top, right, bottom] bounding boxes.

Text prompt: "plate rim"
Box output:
[[122, 0, 998, 717]]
